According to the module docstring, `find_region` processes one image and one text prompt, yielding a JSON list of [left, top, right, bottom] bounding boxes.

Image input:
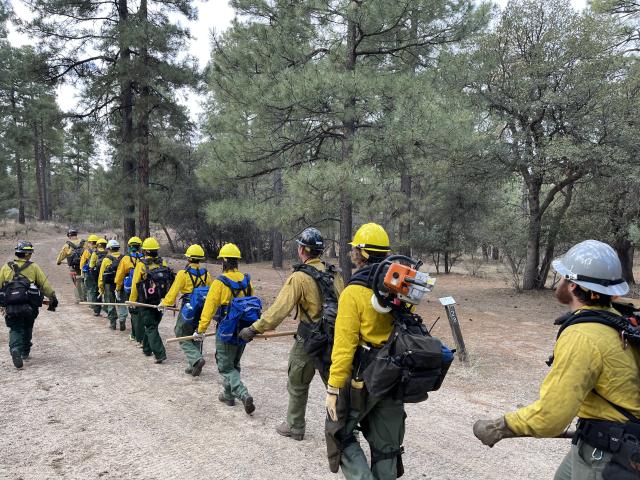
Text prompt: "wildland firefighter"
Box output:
[[160, 244, 212, 376], [197, 243, 259, 414], [473, 240, 640, 480], [115, 236, 144, 343], [324, 223, 451, 480], [55, 228, 85, 303], [1, 241, 58, 369], [129, 237, 174, 364], [80, 233, 99, 304], [98, 239, 127, 331], [239, 228, 344, 440]]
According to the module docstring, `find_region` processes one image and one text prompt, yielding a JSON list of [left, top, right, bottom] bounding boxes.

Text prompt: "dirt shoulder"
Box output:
[[0, 228, 576, 479]]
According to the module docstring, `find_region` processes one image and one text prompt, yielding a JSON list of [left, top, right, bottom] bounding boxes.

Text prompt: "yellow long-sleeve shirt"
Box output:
[[505, 306, 640, 437], [0, 258, 55, 299], [160, 264, 212, 307], [197, 269, 251, 334], [98, 252, 122, 295], [128, 256, 168, 303], [89, 248, 107, 269], [251, 258, 344, 333], [328, 284, 395, 389], [114, 254, 141, 291], [79, 248, 93, 273], [56, 240, 81, 266]]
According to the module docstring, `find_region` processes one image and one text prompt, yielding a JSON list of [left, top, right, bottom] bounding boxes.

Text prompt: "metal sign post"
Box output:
[[439, 296, 469, 363]]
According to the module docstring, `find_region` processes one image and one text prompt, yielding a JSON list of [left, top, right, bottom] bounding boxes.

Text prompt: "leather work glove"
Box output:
[[326, 385, 340, 422], [473, 417, 517, 447], [192, 331, 205, 342], [115, 290, 122, 302], [238, 326, 258, 342], [47, 296, 59, 312]]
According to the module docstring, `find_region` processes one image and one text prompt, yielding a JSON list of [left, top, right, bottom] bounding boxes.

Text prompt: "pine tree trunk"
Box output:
[[137, 0, 151, 240], [33, 122, 45, 221], [272, 169, 283, 268], [615, 238, 635, 284], [522, 179, 542, 290], [118, 0, 136, 238], [492, 247, 499, 260], [339, 195, 353, 282], [398, 172, 412, 256]]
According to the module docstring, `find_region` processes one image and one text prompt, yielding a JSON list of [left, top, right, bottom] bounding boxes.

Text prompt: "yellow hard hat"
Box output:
[[349, 223, 390, 253], [185, 244, 205, 260], [87, 234, 99, 243], [128, 236, 143, 246], [142, 237, 160, 250], [217, 243, 241, 259], [96, 238, 108, 246]]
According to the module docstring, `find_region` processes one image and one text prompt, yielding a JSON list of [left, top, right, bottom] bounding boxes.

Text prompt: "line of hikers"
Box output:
[[2, 224, 639, 479]]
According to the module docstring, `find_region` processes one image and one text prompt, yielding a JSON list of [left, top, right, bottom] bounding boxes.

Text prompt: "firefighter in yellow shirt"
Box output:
[[160, 244, 212, 376], [197, 243, 255, 413], [114, 236, 143, 343], [239, 228, 344, 440], [1, 241, 58, 369], [474, 240, 640, 480], [86, 238, 108, 316], [80, 234, 99, 303], [129, 237, 171, 363], [324, 223, 407, 479], [98, 240, 127, 331], [55, 228, 85, 303]]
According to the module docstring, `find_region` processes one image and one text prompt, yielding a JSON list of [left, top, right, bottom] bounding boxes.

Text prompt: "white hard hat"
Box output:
[[106, 239, 120, 250], [552, 240, 629, 296]]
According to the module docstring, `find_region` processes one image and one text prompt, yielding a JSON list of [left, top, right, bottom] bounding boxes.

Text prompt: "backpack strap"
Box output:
[[66, 240, 77, 249], [10, 261, 32, 277], [593, 390, 640, 424], [186, 267, 208, 289], [217, 274, 250, 298]]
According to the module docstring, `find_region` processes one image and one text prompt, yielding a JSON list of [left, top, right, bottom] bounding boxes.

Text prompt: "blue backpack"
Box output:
[[123, 253, 142, 294], [215, 274, 262, 345], [179, 266, 210, 326]]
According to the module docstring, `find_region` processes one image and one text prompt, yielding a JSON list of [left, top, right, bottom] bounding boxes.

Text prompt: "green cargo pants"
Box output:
[[286, 337, 323, 432], [84, 276, 101, 314], [554, 439, 613, 480], [71, 269, 84, 303], [336, 394, 406, 480], [7, 311, 37, 356], [174, 315, 203, 367], [104, 284, 127, 329], [140, 308, 166, 360], [128, 302, 144, 343], [215, 336, 249, 401]]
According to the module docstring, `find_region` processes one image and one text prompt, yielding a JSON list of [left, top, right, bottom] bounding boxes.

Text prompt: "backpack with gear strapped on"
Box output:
[[0, 261, 43, 318], [294, 262, 339, 378], [101, 254, 123, 286], [215, 274, 261, 345], [136, 258, 175, 305], [179, 266, 210, 326], [349, 257, 454, 404], [67, 240, 85, 270], [551, 302, 640, 479]]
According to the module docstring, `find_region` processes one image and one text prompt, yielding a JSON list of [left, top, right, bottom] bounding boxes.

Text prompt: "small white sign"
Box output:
[[439, 296, 456, 306]]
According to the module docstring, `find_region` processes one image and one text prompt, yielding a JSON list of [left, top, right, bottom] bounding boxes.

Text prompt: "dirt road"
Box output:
[[0, 231, 572, 479]]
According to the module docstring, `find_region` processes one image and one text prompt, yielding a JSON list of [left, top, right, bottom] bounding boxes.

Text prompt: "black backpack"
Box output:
[[137, 258, 175, 305], [101, 254, 123, 286], [0, 262, 43, 317], [294, 262, 339, 378], [349, 262, 454, 404], [67, 240, 85, 270]]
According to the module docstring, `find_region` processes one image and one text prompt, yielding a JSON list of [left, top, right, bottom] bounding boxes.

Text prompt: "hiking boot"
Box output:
[[242, 395, 255, 415], [143, 351, 152, 357], [184, 367, 194, 375], [276, 422, 304, 441], [10, 348, 23, 369], [191, 358, 205, 377], [93, 311, 101, 317], [109, 324, 116, 330], [119, 322, 126, 331], [21, 352, 30, 360], [218, 392, 235, 406], [129, 334, 136, 342], [154, 355, 167, 364]]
